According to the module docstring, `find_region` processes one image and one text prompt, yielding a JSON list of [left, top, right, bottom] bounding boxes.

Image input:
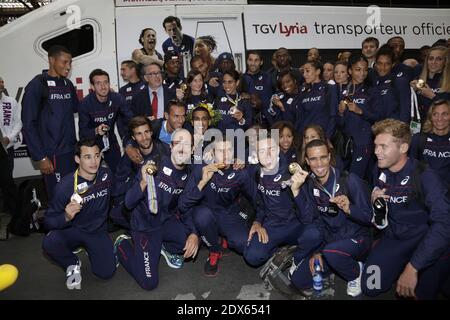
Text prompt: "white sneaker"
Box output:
[[347, 261, 363, 297], [72, 247, 84, 254], [66, 260, 82, 290]]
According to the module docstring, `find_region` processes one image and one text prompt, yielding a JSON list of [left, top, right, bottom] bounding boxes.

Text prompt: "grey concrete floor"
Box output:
[[0, 228, 400, 300]]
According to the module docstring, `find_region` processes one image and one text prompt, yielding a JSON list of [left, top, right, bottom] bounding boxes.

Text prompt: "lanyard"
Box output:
[[226, 93, 240, 107], [345, 83, 364, 99], [73, 168, 96, 195], [313, 167, 337, 199], [102, 132, 110, 153]]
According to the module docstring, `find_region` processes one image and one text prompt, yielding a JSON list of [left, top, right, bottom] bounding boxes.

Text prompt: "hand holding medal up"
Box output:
[[66, 169, 90, 221], [140, 160, 158, 214], [286, 163, 310, 197], [66, 194, 82, 223]]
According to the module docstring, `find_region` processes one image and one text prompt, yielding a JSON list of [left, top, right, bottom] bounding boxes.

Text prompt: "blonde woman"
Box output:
[[410, 46, 448, 119], [409, 99, 450, 189]]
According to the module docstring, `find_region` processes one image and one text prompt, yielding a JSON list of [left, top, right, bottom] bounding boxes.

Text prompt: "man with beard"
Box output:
[[268, 48, 303, 92], [111, 116, 168, 229], [241, 50, 274, 118], [387, 36, 414, 81]]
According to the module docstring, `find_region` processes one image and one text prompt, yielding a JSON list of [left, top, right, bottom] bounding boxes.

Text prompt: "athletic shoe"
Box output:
[[347, 261, 363, 297], [72, 247, 84, 254], [221, 237, 231, 256], [204, 251, 223, 277], [160, 245, 184, 269], [66, 260, 82, 290], [113, 234, 131, 267]]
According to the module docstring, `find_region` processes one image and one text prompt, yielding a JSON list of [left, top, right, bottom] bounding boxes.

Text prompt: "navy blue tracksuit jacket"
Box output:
[[295, 168, 372, 244], [22, 72, 79, 161], [297, 81, 338, 138], [373, 158, 450, 271], [78, 91, 133, 150], [44, 167, 113, 233], [125, 155, 194, 233]]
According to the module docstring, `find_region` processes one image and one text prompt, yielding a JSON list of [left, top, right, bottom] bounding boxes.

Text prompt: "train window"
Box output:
[[41, 24, 94, 58]]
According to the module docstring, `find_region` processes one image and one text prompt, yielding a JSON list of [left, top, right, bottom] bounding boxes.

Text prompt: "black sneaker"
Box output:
[[203, 251, 222, 277]]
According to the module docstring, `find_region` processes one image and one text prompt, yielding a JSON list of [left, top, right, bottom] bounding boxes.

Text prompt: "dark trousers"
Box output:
[[117, 215, 190, 290], [0, 147, 18, 214], [361, 232, 450, 299], [43, 152, 76, 201], [42, 227, 116, 279], [244, 219, 304, 267]]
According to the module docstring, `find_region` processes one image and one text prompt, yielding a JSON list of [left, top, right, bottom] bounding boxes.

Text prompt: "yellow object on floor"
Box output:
[[0, 264, 19, 291]]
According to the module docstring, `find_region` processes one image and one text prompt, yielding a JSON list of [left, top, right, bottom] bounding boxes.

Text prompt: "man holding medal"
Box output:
[[42, 139, 116, 289], [111, 116, 168, 229], [78, 69, 133, 174], [362, 119, 450, 299], [244, 134, 306, 268], [288, 139, 372, 297], [115, 129, 199, 290], [179, 137, 255, 277]]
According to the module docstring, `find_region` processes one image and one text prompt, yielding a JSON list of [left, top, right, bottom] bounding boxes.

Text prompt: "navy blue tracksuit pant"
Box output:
[[193, 205, 249, 255], [116, 215, 189, 290], [290, 231, 370, 290], [362, 232, 450, 299], [244, 219, 303, 267], [102, 144, 121, 174], [44, 152, 76, 201], [42, 227, 116, 280], [0, 148, 18, 214]]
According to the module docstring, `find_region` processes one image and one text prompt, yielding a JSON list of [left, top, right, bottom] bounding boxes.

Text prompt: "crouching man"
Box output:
[[42, 139, 116, 289]]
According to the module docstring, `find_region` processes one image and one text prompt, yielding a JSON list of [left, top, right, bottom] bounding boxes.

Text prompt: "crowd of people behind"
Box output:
[[0, 15, 449, 299]]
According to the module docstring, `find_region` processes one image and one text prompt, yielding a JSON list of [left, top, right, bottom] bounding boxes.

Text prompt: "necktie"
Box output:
[[152, 91, 158, 118]]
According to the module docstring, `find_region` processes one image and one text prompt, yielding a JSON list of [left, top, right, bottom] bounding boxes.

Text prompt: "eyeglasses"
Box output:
[[145, 72, 162, 77]]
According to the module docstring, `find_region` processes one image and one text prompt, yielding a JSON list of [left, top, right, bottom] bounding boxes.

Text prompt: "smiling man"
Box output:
[[42, 139, 116, 289], [22, 45, 79, 200], [288, 139, 372, 297], [78, 69, 133, 174], [111, 116, 169, 230], [115, 128, 199, 290], [362, 119, 450, 299]]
